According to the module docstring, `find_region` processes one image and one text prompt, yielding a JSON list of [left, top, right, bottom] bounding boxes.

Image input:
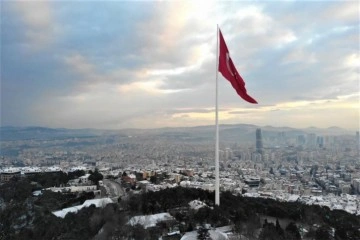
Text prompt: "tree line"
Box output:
[[1, 176, 359, 240]]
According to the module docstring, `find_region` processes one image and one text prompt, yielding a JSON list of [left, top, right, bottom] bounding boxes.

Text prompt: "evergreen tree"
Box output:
[[285, 222, 301, 240], [315, 225, 333, 240], [88, 169, 103, 185], [197, 226, 211, 240], [276, 219, 284, 235]]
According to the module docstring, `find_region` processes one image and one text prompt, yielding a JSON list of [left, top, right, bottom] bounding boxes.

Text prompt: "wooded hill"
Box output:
[[0, 177, 359, 240]]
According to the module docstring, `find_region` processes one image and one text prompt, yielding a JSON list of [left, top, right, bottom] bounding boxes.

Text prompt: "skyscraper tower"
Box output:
[[256, 128, 263, 155]]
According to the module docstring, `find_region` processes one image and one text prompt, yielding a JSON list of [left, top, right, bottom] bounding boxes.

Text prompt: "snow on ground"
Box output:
[[287, 194, 300, 202], [243, 192, 360, 216], [32, 190, 42, 196], [128, 213, 175, 229], [52, 198, 113, 218], [180, 228, 229, 240], [189, 200, 207, 210]]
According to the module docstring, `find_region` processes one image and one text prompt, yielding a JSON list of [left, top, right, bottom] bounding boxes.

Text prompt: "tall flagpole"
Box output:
[[215, 24, 220, 206]]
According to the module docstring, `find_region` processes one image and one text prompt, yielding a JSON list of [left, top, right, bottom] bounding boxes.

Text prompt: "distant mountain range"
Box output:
[[0, 126, 110, 141], [0, 125, 355, 142]]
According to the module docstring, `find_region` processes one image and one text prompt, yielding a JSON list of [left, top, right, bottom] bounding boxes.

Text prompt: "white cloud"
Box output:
[[10, 1, 57, 49], [224, 5, 297, 49], [282, 47, 317, 64], [343, 53, 360, 68], [321, 1, 359, 23], [117, 80, 190, 95], [2, 1, 359, 129]]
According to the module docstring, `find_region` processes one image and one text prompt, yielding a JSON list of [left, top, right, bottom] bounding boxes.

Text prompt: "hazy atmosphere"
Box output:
[[1, 0, 359, 130]]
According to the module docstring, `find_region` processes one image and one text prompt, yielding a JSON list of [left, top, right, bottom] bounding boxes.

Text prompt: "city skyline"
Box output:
[[1, 1, 359, 130]]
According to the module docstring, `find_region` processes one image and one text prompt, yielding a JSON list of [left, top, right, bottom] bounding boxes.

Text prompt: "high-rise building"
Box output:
[[297, 135, 306, 146], [256, 128, 263, 155], [307, 133, 317, 149], [316, 136, 324, 148]]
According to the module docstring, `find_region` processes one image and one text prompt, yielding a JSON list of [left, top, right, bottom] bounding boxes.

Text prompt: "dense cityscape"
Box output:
[[1, 125, 360, 239], [1, 125, 360, 210]]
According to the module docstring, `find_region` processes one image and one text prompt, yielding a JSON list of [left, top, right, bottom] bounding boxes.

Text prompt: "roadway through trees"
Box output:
[[103, 179, 125, 199]]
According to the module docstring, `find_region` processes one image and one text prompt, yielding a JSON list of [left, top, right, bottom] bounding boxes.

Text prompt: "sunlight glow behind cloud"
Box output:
[[1, 0, 359, 130]]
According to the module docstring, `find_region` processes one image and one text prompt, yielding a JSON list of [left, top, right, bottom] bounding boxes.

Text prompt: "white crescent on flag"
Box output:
[[226, 53, 234, 76]]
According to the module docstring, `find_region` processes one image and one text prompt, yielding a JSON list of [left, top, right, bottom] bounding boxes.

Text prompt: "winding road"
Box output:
[[103, 179, 125, 198]]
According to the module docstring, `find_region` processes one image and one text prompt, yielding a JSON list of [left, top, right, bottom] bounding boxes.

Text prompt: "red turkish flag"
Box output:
[[218, 29, 258, 104]]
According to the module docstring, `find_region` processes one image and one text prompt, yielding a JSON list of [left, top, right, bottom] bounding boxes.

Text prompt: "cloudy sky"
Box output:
[[1, 0, 359, 130]]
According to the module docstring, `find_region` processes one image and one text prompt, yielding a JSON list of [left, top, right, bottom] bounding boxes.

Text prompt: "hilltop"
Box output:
[[0, 124, 354, 142], [1, 176, 359, 240]]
